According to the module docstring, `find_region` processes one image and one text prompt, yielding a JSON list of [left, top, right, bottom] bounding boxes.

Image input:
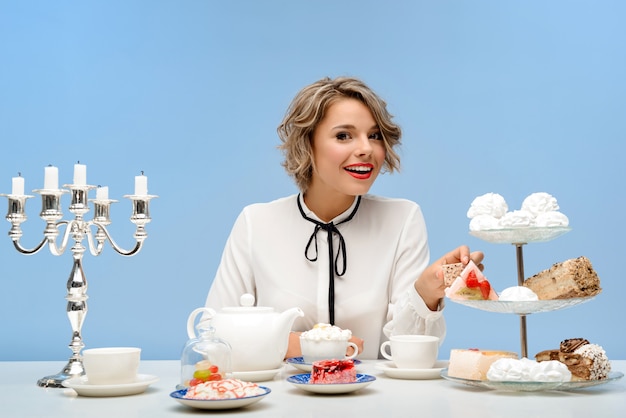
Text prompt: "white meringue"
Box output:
[[469, 214, 500, 231], [499, 210, 534, 227], [487, 357, 571, 382], [521, 192, 559, 216], [534, 211, 569, 227], [467, 193, 508, 219], [499, 286, 539, 301]]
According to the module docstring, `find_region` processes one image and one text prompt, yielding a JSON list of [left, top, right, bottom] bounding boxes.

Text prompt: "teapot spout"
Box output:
[[281, 307, 305, 329], [274, 307, 304, 347]]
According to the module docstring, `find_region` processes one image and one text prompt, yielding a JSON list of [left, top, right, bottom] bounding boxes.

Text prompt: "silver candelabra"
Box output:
[[2, 164, 157, 387]]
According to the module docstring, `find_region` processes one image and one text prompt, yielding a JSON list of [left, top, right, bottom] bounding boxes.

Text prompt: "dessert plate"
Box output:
[[287, 373, 375, 394], [231, 367, 282, 382], [375, 360, 448, 380], [170, 386, 271, 410], [449, 296, 597, 315], [62, 374, 159, 397], [441, 369, 624, 392], [469, 226, 571, 245], [286, 357, 362, 372]]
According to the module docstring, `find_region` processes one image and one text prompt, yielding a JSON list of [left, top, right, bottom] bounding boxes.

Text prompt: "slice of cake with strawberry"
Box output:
[[444, 260, 498, 301], [310, 359, 356, 384]]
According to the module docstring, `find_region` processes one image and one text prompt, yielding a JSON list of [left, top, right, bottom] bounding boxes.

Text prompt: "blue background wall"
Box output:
[[1, 0, 624, 362]]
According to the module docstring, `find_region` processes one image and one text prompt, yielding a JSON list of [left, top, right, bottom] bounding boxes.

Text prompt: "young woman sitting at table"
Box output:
[[205, 76, 484, 359]]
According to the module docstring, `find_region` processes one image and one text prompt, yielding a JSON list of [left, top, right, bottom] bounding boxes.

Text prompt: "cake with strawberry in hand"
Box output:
[[444, 260, 498, 301]]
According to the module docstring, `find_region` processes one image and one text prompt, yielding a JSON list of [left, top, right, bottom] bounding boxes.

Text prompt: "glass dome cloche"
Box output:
[[179, 321, 232, 389]]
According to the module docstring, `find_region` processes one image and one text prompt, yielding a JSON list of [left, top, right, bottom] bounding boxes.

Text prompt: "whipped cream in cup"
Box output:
[[301, 323, 352, 341], [300, 323, 357, 363]]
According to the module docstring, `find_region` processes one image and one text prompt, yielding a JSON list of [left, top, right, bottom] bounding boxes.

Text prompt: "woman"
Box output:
[[205, 76, 483, 359]]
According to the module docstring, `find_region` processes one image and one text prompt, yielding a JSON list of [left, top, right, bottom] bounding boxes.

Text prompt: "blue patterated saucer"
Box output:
[[287, 373, 375, 394]]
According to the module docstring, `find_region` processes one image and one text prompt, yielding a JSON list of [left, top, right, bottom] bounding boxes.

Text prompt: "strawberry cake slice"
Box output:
[[310, 359, 356, 384], [445, 260, 498, 301]]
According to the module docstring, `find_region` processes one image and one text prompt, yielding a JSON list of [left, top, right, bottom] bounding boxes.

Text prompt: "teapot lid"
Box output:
[[221, 293, 274, 313]]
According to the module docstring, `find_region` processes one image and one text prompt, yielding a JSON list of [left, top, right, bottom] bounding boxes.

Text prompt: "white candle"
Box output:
[[12, 176, 25, 195], [73, 163, 87, 185], [44, 166, 59, 190], [134, 174, 148, 196], [96, 186, 109, 200]]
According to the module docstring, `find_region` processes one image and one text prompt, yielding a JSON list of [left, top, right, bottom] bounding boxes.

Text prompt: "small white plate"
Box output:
[[375, 360, 448, 380], [231, 367, 282, 382], [287, 373, 375, 394], [286, 357, 362, 372], [62, 374, 159, 397], [170, 386, 271, 410]]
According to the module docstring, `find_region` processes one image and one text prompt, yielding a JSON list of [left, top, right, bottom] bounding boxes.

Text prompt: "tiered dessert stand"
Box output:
[[453, 226, 597, 358]]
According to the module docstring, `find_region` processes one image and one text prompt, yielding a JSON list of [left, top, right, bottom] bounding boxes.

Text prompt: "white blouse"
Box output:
[[205, 194, 446, 359]]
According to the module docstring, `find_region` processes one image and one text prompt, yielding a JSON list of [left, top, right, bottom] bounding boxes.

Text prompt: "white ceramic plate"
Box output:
[[449, 296, 597, 315], [170, 386, 271, 410], [231, 367, 282, 382], [286, 357, 362, 372], [287, 373, 375, 394], [441, 369, 624, 392], [469, 226, 571, 245], [62, 374, 159, 397], [375, 360, 448, 380]]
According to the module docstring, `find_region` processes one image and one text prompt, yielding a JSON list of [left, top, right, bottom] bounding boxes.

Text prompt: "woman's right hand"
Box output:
[[415, 245, 484, 310]]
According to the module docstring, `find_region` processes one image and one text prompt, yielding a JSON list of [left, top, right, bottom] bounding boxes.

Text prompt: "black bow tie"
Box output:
[[297, 195, 362, 325]]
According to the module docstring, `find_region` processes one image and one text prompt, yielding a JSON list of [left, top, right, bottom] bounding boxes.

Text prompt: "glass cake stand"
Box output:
[[457, 226, 593, 358]]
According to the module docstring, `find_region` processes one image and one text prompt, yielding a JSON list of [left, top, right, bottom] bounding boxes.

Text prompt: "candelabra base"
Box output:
[[36, 358, 84, 388]]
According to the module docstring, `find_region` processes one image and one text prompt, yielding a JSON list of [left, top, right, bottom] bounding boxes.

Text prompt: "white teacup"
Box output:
[[82, 347, 141, 385], [380, 335, 439, 369], [300, 337, 359, 364]]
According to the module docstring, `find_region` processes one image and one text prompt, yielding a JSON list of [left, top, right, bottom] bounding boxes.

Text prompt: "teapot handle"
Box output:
[[186, 307, 216, 338]]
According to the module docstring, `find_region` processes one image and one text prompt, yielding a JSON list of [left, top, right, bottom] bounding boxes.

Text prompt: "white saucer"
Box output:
[[62, 374, 159, 397], [231, 367, 282, 382], [286, 357, 362, 372], [375, 360, 448, 380]]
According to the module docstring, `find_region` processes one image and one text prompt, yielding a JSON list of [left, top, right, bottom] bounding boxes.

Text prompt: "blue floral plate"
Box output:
[[170, 386, 271, 409], [287, 373, 375, 394]]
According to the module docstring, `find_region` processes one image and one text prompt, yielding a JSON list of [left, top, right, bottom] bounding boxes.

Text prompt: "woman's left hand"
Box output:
[[414, 245, 484, 310]]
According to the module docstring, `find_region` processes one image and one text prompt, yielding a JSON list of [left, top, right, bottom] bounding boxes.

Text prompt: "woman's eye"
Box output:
[[336, 132, 350, 140], [369, 132, 382, 140]]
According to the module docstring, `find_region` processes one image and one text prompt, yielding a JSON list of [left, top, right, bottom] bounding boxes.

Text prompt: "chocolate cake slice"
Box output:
[[535, 338, 611, 381]]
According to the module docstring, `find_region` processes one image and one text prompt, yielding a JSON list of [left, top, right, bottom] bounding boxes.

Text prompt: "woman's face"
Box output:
[[309, 98, 386, 199]]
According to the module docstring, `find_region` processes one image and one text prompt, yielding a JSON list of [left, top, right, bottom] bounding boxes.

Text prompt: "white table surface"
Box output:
[[1, 359, 624, 417]]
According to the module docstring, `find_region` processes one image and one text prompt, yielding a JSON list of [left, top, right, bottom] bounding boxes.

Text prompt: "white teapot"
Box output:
[[187, 294, 304, 372]]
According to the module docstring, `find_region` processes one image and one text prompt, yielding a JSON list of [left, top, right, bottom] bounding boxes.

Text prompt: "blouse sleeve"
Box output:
[[382, 203, 447, 344], [205, 208, 255, 310]]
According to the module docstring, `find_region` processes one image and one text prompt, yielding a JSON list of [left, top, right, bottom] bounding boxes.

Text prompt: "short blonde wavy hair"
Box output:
[[277, 76, 402, 192]]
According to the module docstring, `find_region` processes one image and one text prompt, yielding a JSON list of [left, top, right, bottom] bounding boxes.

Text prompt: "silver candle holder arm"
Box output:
[[87, 194, 156, 257], [2, 180, 157, 388]]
